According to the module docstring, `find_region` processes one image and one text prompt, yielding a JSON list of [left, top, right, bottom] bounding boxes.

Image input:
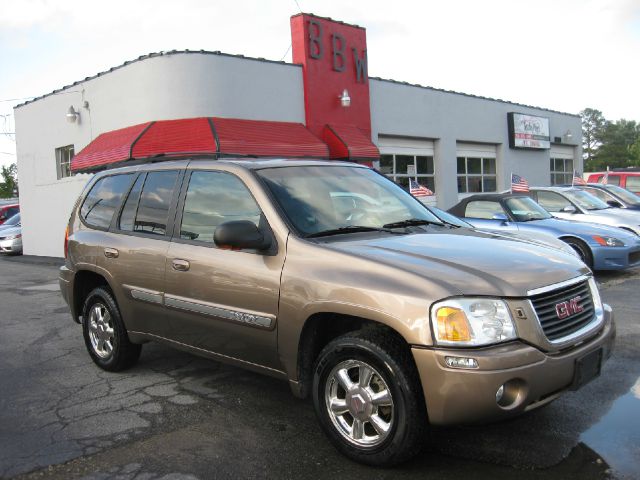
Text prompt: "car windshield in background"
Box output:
[[605, 185, 640, 205], [3, 213, 20, 226], [504, 197, 552, 221], [256, 165, 442, 237], [563, 190, 610, 211]]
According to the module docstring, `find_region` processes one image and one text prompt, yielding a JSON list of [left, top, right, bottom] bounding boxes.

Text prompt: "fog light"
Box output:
[[445, 356, 478, 369], [496, 384, 505, 403]]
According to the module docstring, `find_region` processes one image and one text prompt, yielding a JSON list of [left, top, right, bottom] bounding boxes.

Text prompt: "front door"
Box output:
[[164, 169, 284, 370]]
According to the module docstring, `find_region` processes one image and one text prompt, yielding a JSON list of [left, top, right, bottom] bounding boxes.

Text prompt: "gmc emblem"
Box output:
[[556, 296, 584, 319]]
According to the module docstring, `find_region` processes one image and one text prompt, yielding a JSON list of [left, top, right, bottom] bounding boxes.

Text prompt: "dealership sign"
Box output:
[[508, 112, 550, 150]]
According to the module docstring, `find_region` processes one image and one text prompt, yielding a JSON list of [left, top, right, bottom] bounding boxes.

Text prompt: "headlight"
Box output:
[[592, 235, 624, 247], [430, 298, 516, 346]]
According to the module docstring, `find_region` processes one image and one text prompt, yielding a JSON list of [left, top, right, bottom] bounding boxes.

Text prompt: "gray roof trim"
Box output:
[[14, 50, 301, 109], [369, 77, 580, 118]]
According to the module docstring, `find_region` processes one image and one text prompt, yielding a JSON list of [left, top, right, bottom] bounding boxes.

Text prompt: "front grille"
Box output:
[[530, 280, 595, 341]]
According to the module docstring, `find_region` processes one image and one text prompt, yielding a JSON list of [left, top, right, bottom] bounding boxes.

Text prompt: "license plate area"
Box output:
[[571, 348, 602, 390]]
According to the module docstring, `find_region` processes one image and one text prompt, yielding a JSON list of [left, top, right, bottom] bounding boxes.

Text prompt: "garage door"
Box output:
[[377, 136, 436, 203], [456, 142, 497, 194], [550, 145, 575, 185]]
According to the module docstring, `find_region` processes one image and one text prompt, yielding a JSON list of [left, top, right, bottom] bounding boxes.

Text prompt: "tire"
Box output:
[[82, 286, 141, 372], [562, 238, 594, 268], [312, 329, 427, 466]]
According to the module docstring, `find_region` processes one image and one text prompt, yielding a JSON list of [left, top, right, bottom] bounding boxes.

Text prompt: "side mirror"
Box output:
[[214, 220, 272, 251], [607, 200, 623, 208], [492, 213, 508, 221], [561, 205, 577, 213]]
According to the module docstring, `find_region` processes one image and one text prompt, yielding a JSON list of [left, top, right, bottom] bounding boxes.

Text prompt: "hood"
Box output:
[[323, 228, 588, 297]]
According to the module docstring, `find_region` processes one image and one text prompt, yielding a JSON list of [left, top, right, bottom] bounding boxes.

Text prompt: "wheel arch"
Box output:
[[292, 313, 416, 399], [72, 270, 113, 323]]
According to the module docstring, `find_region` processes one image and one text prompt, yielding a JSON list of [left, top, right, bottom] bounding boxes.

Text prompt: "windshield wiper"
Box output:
[[305, 225, 400, 238], [382, 218, 444, 229]]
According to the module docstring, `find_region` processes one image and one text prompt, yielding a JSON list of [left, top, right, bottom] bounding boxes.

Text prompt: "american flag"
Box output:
[[573, 170, 587, 185], [601, 170, 609, 185], [511, 173, 529, 192], [409, 179, 434, 197]]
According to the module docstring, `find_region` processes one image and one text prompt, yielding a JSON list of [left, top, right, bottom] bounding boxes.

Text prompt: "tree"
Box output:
[[580, 108, 606, 169], [591, 119, 640, 170], [0, 163, 18, 198]]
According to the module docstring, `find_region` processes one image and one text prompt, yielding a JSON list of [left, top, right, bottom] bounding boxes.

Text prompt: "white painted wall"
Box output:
[[14, 52, 305, 257]]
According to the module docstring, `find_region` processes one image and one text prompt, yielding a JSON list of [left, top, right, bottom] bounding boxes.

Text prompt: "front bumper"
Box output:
[[412, 305, 615, 426], [0, 237, 22, 254], [591, 244, 640, 270]]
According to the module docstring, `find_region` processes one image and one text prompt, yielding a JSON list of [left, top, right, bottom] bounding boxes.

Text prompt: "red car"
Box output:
[[587, 171, 640, 194], [0, 204, 19, 225]]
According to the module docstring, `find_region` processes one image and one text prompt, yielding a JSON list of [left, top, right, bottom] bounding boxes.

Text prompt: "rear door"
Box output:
[[163, 168, 284, 370], [98, 168, 183, 336]]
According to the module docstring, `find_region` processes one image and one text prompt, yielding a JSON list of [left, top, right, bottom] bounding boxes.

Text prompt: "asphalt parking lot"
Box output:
[[0, 256, 638, 480]]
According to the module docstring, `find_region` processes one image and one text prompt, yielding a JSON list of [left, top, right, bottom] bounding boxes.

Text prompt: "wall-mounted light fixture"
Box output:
[[339, 89, 351, 108], [564, 129, 573, 140], [66, 106, 80, 123]]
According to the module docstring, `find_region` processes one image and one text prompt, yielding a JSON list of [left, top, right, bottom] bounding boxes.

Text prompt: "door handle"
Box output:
[[172, 259, 190, 272], [104, 247, 119, 258]]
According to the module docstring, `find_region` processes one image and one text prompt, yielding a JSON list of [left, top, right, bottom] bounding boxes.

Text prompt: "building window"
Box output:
[[379, 154, 435, 193], [55, 145, 75, 179], [550, 158, 573, 185], [457, 156, 496, 193]]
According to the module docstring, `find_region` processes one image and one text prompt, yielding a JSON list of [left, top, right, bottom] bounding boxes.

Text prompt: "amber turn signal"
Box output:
[[436, 307, 471, 342]]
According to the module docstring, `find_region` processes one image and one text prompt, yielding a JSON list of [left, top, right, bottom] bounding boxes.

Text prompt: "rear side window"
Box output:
[[607, 175, 620, 186], [119, 170, 179, 236], [465, 200, 504, 219], [625, 176, 640, 190], [179, 171, 261, 244], [80, 174, 133, 229]]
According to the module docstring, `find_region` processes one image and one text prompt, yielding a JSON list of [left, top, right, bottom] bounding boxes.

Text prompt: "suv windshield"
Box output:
[[256, 165, 442, 237], [504, 197, 552, 221], [563, 190, 610, 211]]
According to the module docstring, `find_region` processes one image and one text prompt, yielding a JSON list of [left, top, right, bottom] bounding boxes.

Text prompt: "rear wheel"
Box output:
[[82, 286, 141, 371], [312, 329, 427, 466], [562, 238, 593, 268]]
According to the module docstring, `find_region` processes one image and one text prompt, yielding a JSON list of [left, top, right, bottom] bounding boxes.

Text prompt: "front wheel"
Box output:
[[562, 238, 594, 268], [82, 286, 141, 372], [312, 329, 427, 466]]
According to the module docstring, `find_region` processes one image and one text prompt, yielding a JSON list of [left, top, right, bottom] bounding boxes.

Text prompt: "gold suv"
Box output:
[[60, 159, 615, 466]]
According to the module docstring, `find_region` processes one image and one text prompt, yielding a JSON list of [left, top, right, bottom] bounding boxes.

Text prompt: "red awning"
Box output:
[[71, 117, 329, 172], [322, 124, 380, 160], [71, 122, 152, 172]]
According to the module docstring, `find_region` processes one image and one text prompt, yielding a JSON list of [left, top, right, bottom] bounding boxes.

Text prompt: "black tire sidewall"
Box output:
[[312, 336, 421, 465], [82, 287, 124, 370], [564, 238, 593, 267]]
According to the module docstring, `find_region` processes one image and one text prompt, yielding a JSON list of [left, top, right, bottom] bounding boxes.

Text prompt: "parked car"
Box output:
[[530, 187, 640, 236], [0, 213, 22, 254], [587, 170, 640, 194], [448, 193, 640, 270], [60, 159, 615, 466], [573, 184, 640, 211], [428, 206, 581, 259], [0, 204, 19, 226]]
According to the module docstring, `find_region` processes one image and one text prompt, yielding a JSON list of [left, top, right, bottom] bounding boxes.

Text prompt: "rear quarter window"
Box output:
[[80, 174, 134, 229]]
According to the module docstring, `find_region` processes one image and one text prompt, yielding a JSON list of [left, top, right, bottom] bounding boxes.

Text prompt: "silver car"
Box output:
[[531, 187, 640, 236], [0, 213, 22, 254]]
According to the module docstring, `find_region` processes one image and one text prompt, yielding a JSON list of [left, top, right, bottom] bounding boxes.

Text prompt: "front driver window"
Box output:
[[465, 201, 505, 219]]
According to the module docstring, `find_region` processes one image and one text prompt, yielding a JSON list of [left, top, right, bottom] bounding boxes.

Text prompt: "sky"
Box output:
[[1, 0, 639, 169]]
